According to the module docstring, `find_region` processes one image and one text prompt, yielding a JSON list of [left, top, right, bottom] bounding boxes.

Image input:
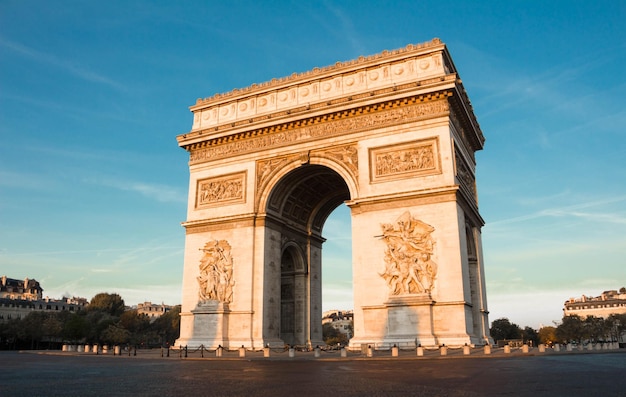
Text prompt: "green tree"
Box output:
[[84, 310, 116, 344], [556, 315, 584, 344], [61, 313, 88, 343], [489, 318, 522, 342], [88, 293, 126, 316], [322, 323, 349, 347], [608, 313, 626, 342], [150, 305, 181, 346], [101, 324, 130, 345], [538, 326, 557, 346], [521, 326, 539, 346]]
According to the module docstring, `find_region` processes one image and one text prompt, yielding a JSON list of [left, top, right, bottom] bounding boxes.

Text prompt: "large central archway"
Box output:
[[175, 38, 493, 350], [264, 165, 350, 347]]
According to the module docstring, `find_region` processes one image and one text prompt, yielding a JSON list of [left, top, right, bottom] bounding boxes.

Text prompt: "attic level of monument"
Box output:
[[177, 38, 484, 160]]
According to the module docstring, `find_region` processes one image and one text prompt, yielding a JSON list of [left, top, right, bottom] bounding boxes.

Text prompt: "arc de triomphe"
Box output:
[[175, 38, 492, 349]]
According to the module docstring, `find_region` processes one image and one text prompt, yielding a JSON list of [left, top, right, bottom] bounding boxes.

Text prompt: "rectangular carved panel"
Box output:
[[369, 138, 440, 183], [195, 172, 246, 208]]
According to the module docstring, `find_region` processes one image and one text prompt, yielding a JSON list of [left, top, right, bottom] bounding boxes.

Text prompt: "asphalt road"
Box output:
[[1, 349, 625, 396]]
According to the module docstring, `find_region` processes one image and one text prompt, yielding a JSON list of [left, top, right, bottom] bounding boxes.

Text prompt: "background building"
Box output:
[[322, 310, 354, 340], [136, 301, 173, 321], [0, 275, 87, 323], [564, 288, 626, 318]]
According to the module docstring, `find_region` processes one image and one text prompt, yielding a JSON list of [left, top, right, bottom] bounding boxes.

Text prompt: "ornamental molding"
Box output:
[[188, 97, 450, 164]]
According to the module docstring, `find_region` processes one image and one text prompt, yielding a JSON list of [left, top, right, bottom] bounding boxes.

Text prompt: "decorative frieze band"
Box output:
[[189, 98, 449, 164]]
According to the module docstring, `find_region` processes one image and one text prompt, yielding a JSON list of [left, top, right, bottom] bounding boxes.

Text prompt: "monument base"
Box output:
[[350, 294, 477, 349], [175, 301, 230, 349]]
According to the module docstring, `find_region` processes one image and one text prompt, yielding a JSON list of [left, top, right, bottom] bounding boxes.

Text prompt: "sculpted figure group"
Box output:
[[197, 240, 235, 304], [380, 212, 438, 295]]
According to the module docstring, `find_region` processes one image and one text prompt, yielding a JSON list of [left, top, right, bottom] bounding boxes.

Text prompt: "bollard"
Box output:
[[504, 345, 511, 354], [62, 344, 68, 352], [554, 343, 560, 352], [566, 344, 572, 351], [341, 347, 347, 358], [114, 345, 121, 356], [367, 345, 373, 358], [84, 344, 90, 353], [102, 345, 108, 354], [77, 345, 84, 353], [588, 343, 594, 351], [417, 345, 424, 356], [184, 346, 188, 358], [314, 346, 321, 358], [239, 345, 246, 358], [92, 345, 99, 354], [440, 345, 447, 356], [484, 344, 491, 355], [289, 347, 295, 358], [522, 344, 529, 353], [463, 344, 470, 355], [391, 344, 399, 357], [538, 344, 545, 353], [263, 346, 270, 358], [216, 345, 223, 358]]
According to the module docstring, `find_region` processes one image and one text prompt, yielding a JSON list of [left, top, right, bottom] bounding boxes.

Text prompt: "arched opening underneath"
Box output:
[[321, 204, 353, 313], [265, 164, 351, 347]]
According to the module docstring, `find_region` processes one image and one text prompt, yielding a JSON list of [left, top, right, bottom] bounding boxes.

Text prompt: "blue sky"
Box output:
[[1, 1, 624, 329]]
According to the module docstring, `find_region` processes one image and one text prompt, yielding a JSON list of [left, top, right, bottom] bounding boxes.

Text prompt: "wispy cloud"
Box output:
[[84, 176, 186, 203], [488, 195, 626, 226], [0, 36, 127, 92]]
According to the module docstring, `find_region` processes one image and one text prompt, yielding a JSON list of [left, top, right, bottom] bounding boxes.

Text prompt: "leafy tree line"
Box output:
[[490, 314, 626, 346], [0, 293, 180, 350]]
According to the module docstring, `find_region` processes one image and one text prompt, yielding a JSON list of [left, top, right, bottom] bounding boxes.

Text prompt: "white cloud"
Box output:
[[0, 36, 127, 92]]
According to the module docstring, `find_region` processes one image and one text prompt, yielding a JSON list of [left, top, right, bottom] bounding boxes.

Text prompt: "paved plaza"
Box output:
[[1, 348, 625, 396]]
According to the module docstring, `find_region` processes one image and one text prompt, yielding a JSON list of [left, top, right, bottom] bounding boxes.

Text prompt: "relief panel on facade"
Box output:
[[196, 172, 246, 208], [369, 138, 440, 183], [379, 212, 438, 295], [454, 148, 477, 203], [197, 240, 235, 304], [320, 144, 358, 179]]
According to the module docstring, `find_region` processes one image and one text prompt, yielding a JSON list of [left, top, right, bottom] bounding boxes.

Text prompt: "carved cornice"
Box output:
[[348, 186, 459, 215], [191, 38, 446, 110], [183, 213, 256, 234], [187, 95, 451, 164]]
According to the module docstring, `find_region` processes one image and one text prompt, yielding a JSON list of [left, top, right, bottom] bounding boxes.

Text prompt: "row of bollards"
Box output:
[[65, 341, 620, 359], [62, 344, 136, 356]]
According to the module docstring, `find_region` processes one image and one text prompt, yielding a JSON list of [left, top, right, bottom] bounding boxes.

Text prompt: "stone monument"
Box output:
[[175, 38, 492, 349]]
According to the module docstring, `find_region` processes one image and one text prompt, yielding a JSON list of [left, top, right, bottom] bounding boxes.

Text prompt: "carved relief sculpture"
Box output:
[[379, 212, 438, 295], [370, 138, 440, 183], [197, 240, 235, 304], [323, 145, 358, 178], [196, 173, 245, 208]]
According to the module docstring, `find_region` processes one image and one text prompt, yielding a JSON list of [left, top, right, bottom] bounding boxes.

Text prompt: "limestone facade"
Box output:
[[175, 38, 492, 349]]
